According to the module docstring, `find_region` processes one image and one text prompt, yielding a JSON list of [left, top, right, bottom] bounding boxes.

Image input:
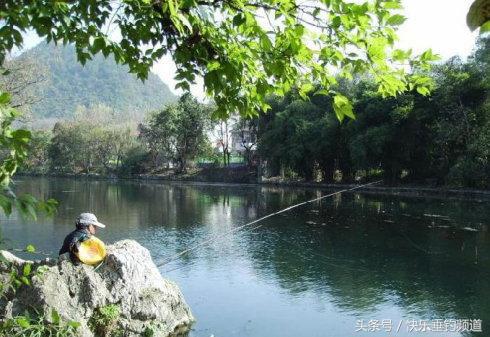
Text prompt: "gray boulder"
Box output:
[[0, 240, 194, 337]]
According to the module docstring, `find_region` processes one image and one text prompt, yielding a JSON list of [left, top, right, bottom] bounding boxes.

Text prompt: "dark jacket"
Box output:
[[59, 228, 91, 263]]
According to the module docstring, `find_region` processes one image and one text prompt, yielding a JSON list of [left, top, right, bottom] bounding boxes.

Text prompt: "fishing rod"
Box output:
[[156, 180, 382, 267]]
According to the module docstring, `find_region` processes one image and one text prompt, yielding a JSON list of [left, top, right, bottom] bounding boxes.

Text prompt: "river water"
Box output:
[[1, 177, 489, 337]]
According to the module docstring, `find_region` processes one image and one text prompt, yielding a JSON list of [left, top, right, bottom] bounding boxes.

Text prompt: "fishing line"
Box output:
[[163, 226, 373, 274], [157, 180, 382, 267]]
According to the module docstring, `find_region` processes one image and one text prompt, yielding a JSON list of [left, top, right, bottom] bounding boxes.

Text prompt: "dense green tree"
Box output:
[[49, 122, 94, 173], [20, 130, 51, 173], [118, 144, 152, 176], [428, 42, 489, 187], [164, 94, 212, 173], [310, 114, 342, 183], [48, 121, 137, 174], [139, 94, 212, 173], [139, 104, 178, 168], [258, 37, 489, 187], [260, 99, 321, 180]]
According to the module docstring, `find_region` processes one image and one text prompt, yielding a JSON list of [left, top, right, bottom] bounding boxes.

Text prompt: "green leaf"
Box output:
[[68, 321, 81, 328], [333, 94, 355, 121], [382, 1, 402, 9], [314, 88, 330, 96], [25, 244, 36, 253], [392, 49, 411, 61], [368, 37, 387, 64], [12, 29, 22, 44], [37, 198, 58, 216], [0, 194, 13, 215], [23, 263, 32, 276], [260, 35, 273, 51], [207, 61, 220, 71], [332, 16, 341, 28], [175, 81, 190, 91], [232, 14, 246, 26], [416, 86, 430, 96], [420, 49, 440, 62], [92, 36, 106, 53], [51, 309, 61, 325], [300, 83, 314, 95], [480, 20, 490, 34], [15, 317, 30, 328], [12, 129, 32, 143], [0, 92, 11, 104], [386, 14, 406, 26]]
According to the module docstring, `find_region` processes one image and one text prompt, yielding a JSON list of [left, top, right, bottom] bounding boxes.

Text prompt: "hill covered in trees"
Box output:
[[17, 43, 176, 120]]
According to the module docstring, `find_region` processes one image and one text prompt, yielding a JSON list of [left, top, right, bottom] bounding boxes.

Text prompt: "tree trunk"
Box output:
[[245, 148, 254, 168], [179, 157, 187, 173], [322, 163, 335, 183]]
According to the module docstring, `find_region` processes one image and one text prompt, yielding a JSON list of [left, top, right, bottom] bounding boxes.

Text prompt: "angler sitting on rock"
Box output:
[[1, 240, 194, 336], [59, 212, 106, 265]]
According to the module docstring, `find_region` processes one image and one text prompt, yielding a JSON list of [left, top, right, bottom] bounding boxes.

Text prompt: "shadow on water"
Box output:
[[1, 177, 489, 337], [246, 194, 490, 318]]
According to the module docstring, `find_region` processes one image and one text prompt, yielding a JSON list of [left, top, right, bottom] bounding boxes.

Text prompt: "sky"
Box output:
[[20, 0, 478, 99], [396, 0, 477, 60]]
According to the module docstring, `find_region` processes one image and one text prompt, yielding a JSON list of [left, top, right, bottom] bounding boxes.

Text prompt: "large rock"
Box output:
[[0, 240, 194, 337]]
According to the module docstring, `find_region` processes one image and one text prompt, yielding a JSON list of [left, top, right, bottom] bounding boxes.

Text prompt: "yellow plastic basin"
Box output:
[[76, 236, 107, 265]]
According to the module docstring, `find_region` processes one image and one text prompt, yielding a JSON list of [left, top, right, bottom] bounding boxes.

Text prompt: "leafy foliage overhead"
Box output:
[[0, 0, 437, 120]]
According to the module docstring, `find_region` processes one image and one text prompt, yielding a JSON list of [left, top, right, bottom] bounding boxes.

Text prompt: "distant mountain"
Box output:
[[17, 43, 176, 120]]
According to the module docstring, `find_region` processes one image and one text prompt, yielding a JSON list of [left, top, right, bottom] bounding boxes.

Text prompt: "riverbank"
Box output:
[[17, 169, 490, 200]]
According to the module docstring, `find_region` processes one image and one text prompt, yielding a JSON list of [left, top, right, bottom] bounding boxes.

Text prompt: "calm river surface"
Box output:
[[1, 177, 489, 337]]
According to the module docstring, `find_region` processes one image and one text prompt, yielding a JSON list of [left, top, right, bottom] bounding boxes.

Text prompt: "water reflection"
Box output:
[[1, 177, 488, 337]]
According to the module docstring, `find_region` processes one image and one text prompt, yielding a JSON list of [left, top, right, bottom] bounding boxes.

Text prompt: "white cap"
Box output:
[[76, 212, 106, 228]]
